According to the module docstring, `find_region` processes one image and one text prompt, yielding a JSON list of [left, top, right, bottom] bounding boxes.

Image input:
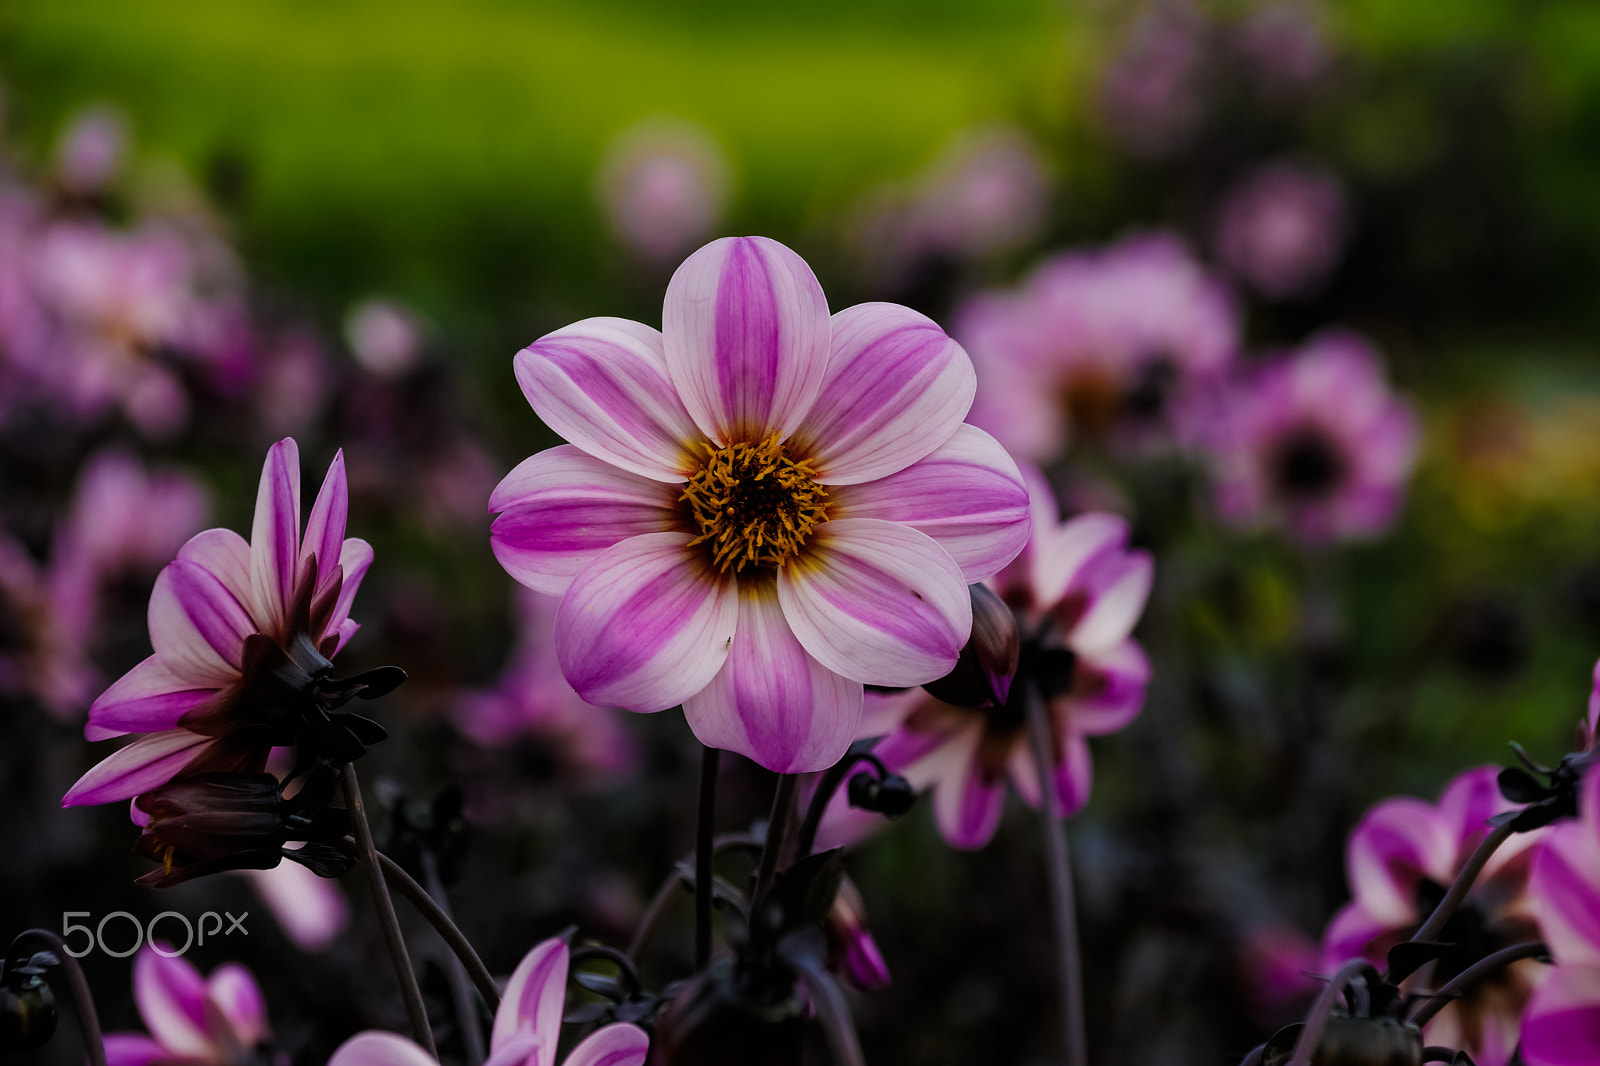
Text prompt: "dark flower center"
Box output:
[[681, 436, 830, 574], [1122, 356, 1178, 420], [1271, 427, 1346, 498]]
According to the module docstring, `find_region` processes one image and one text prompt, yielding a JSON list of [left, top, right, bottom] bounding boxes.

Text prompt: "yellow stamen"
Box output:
[[680, 436, 830, 574]]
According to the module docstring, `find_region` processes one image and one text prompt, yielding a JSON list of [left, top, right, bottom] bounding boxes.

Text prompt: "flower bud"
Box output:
[[0, 963, 56, 1053], [921, 584, 1019, 710], [846, 771, 915, 817], [823, 876, 890, 992]]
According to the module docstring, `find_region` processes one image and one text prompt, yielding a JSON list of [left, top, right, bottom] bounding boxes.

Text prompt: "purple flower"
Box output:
[[239, 860, 350, 952], [104, 945, 274, 1066], [1320, 767, 1548, 1066], [53, 104, 129, 197], [1207, 330, 1419, 542], [326, 937, 648, 1066], [489, 236, 1031, 774], [824, 874, 890, 991], [1521, 770, 1600, 1066], [62, 438, 373, 808], [1098, 0, 1212, 158], [1233, 2, 1331, 92], [1211, 160, 1348, 300], [818, 470, 1152, 850], [344, 298, 424, 378], [957, 232, 1238, 462], [597, 120, 730, 266]]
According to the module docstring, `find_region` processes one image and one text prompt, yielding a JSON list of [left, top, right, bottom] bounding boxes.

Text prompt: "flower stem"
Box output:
[[9, 929, 105, 1066], [796, 745, 891, 858], [367, 847, 500, 1011], [1024, 683, 1087, 1066], [695, 746, 721, 972], [1288, 960, 1380, 1066], [420, 852, 487, 1066], [1406, 941, 1549, 1028], [753, 772, 800, 912], [1405, 819, 1518, 956], [794, 957, 868, 1066], [340, 763, 436, 1058], [628, 834, 762, 963]]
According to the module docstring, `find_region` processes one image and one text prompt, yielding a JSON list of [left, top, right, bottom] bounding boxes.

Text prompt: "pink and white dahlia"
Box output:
[[62, 438, 373, 808], [818, 469, 1152, 850], [1521, 769, 1600, 1066], [105, 944, 276, 1066], [1207, 330, 1418, 543], [1321, 767, 1548, 1066], [326, 937, 647, 1066], [489, 236, 1031, 774]]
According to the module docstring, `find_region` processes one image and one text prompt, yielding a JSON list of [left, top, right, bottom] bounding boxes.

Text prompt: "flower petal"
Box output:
[[205, 964, 269, 1047], [1068, 640, 1151, 736], [777, 519, 970, 688], [62, 729, 212, 807], [662, 236, 830, 445], [135, 947, 211, 1058], [555, 533, 737, 712], [85, 655, 217, 741], [301, 450, 349, 590], [248, 438, 302, 633], [563, 1024, 650, 1066], [175, 528, 254, 604], [489, 445, 682, 595], [492, 938, 568, 1066], [326, 538, 374, 641], [238, 862, 349, 952], [327, 1031, 439, 1066], [514, 317, 699, 482], [1066, 547, 1153, 656], [683, 584, 862, 773], [930, 724, 1006, 849], [149, 559, 254, 685], [1521, 964, 1600, 1066], [1534, 818, 1600, 966], [792, 302, 975, 485], [102, 1034, 170, 1066], [1345, 796, 1455, 927], [829, 424, 1029, 582]]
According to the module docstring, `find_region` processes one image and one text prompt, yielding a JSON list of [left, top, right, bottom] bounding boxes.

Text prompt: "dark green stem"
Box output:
[[695, 746, 721, 971]]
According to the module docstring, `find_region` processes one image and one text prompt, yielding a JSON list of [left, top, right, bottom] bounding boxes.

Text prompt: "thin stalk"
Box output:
[[1407, 942, 1549, 1028], [341, 763, 437, 1058], [10, 929, 105, 1066], [753, 772, 800, 912], [1406, 820, 1518, 954], [1024, 683, 1086, 1066], [695, 746, 721, 971], [1288, 960, 1380, 1066], [794, 958, 867, 1066], [420, 852, 487, 1066], [362, 847, 500, 1011], [628, 834, 763, 962], [795, 747, 889, 859]]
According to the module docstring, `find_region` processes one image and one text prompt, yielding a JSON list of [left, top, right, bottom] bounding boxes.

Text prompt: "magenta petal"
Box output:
[[492, 938, 568, 1066], [1319, 902, 1391, 971], [301, 450, 349, 592], [1070, 641, 1151, 735], [482, 1030, 541, 1066], [175, 528, 254, 605], [239, 863, 349, 952], [555, 534, 737, 712], [931, 727, 1005, 849], [248, 438, 302, 633], [85, 655, 215, 741], [326, 538, 373, 641], [794, 302, 975, 485], [1522, 964, 1600, 1066], [563, 1023, 651, 1066], [102, 1034, 169, 1066], [62, 729, 211, 807], [662, 236, 831, 445], [1345, 797, 1455, 926], [778, 519, 970, 688], [149, 559, 254, 685], [830, 425, 1030, 582], [1067, 548, 1154, 655], [205, 964, 268, 1047], [489, 445, 682, 595], [683, 585, 862, 773], [1533, 819, 1600, 966], [135, 946, 211, 1058], [515, 317, 700, 482], [327, 1032, 439, 1066]]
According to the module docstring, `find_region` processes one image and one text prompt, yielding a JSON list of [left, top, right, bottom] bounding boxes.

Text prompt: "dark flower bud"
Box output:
[[921, 584, 1019, 710], [846, 771, 915, 817], [0, 956, 56, 1053]]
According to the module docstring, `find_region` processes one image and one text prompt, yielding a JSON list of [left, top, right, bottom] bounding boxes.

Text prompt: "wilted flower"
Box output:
[[1207, 330, 1419, 543], [1321, 767, 1548, 1066], [104, 945, 276, 1066], [597, 119, 730, 265], [326, 937, 648, 1066], [1520, 769, 1600, 1066], [489, 235, 1030, 773], [957, 232, 1237, 462], [62, 438, 379, 809], [1212, 160, 1347, 300]]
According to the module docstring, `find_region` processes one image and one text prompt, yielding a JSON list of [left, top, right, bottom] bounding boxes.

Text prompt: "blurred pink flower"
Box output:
[[1321, 767, 1548, 1066], [238, 859, 350, 953], [1098, 0, 1212, 158], [1212, 160, 1347, 300], [825, 874, 890, 991], [254, 327, 332, 439], [1207, 330, 1418, 543], [326, 937, 648, 1066], [104, 945, 275, 1066], [597, 119, 730, 265], [53, 104, 129, 197], [1234, 2, 1331, 91], [63, 438, 372, 808], [957, 232, 1238, 461], [1520, 770, 1600, 1066], [344, 298, 424, 378], [819, 469, 1151, 851], [489, 235, 1030, 774]]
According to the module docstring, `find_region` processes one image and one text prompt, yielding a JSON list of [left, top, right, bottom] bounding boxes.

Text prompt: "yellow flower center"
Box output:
[[681, 435, 830, 574]]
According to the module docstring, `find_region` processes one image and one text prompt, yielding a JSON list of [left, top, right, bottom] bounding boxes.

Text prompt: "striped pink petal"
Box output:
[[1345, 796, 1455, 926], [248, 438, 302, 632], [792, 302, 975, 485], [492, 938, 568, 1066], [61, 729, 211, 807], [175, 528, 254, 605], [829, 424, 1029, 582], [1319, 901, 1394, 970], [149, 559, 254, 685], [85, 655, 216, 741], [301, 450, 349, 594], [1533, 798, 1600, 966], [205, 964, 268, 1047], [683, 584, 862, 773], [1522, 964, 1600, 1066], [662, 236, 830, 445], [327, 538, 374, 640], [777, 519, 970, 688], [1004, 725, 1092, 817], [1069, 641, 1151, 735], [554, 533, 737, 712], [563, 1023, 650, 1066], [135, 947, 211, 1059], [490, 445, 682, 595], [327, 1032, 440, 1066], [1066, 547, 1153, 656], [930, 725, 1005, 849], [102, 1034, 169, 1066], [514, 317, 700, 482], [482, 1029, 542, 1066]]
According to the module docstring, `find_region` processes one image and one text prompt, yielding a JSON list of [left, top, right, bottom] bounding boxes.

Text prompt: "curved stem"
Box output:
[[9, 929, 105, 1066], [341, 763, 437, 1058], [420, 852, 487, 1066], [1024, 682, 1086, 1066], [794, 958, 867, 1066], [695, 746, 721, 972], [360, 847, 500, 1011], [1407, 820, 1518, 952], [1407, 942, 1549, 1028], [1288, 960, 1380, 1066], [796, 747, 890, 859], [753, 773, 800, 913], [569, 945, 642, 999], [627, 835, 763, 963]]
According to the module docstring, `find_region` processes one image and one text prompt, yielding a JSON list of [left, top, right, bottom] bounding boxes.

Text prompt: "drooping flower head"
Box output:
[[1320, 767, 1548, 1066], [818, 469, 1152, 850], [326, 937, 648, 1066], [1208, 330, 1419, 543], [63, 438, 378, 809], [957, 233, 1238, 462], [104, 945, 276, 1066], [489, 236, 1031, 773], [1521, 769, 1600, 1066]]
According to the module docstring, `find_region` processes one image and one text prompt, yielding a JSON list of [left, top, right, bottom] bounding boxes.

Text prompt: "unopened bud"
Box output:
[[922, 584, 1019, 710], [846, 772, 915, 817]]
